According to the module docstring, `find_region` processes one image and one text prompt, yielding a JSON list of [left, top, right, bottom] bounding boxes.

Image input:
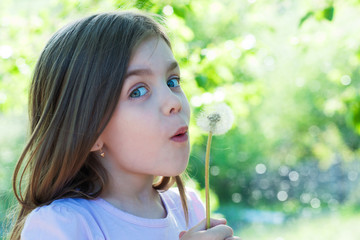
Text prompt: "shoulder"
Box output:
[[25, 198, 93, 221], [22, 198, 103, 240], [162, 187, 205, 223], [164, 187, 203, 205]]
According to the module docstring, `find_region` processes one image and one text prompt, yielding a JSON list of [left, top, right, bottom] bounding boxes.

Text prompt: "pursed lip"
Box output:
[[171, 126, 188, 138], [170, 126, 189, 143]]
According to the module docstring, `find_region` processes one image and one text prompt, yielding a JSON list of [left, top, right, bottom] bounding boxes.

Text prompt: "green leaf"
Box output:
[[195, 74, 208, 88], [173, 5, 186, 19], [323, 6, 334, 21], [299, 11, 314, 27], [135, 0, 154, 10], [346, 96, 360, 135]]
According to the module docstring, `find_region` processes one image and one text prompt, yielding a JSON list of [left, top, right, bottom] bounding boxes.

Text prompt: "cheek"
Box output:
[[106, 115, 156, 151], [102, 111, 163, 169]]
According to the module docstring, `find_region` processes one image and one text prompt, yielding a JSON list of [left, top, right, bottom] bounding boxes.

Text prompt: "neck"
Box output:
[[100, 168, 166, 219]]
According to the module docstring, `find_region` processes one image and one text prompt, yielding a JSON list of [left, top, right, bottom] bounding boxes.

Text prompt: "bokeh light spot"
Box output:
[[300, 193, 311, 204], [241, 34, 256, 50], [278, 166, 290, 176], [162, 5, 174, 16], [310, 198, 321, 208], [340, 75, 351, 85], [0, 45, 13, 59], [190, 96, 202, 107], [348, 171, 358, 181], [289, 171, 299, 182], [210, 166, 220, 176], [256, 163, 267, 174], [277, 191, 288, 202], [232, 193, 242, 203]]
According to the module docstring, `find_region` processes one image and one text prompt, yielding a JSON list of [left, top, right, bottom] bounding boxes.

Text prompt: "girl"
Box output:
[[9, 11, 240, 240]]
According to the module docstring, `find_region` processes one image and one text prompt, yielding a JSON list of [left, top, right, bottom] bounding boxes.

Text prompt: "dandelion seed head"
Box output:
[[208, 113, 221, 128], [197, 103, 234, 135]]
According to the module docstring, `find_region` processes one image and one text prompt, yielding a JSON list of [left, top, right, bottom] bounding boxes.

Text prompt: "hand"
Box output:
[[179, 218, 241, 240]]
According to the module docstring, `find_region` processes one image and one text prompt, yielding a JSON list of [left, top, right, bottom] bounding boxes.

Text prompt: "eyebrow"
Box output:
[[124, 61, 179, 79]]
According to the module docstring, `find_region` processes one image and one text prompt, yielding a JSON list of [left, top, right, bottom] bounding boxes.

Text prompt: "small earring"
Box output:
[[100, 148, 105, 158]]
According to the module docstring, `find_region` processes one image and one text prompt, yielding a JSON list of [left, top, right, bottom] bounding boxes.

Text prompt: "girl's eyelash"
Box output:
[[128, 85, 149, 99], [167, 77, 181, 88], [169, 75, 181, 84], [128, 75, 182, 100], [171, 75, 181, 80]]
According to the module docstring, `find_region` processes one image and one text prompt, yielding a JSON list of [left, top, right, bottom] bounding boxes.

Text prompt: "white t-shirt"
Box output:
[[21, 188, 205, 240]]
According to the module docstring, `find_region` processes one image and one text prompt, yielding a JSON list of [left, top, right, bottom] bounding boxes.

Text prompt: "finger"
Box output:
[[190, 218, 226, 232], [209, 218, 227, 228], [179, 231, 186, 239], [225, 237, 242, 240], [206, 224, 233, 239], [188, 218, 227, 233]]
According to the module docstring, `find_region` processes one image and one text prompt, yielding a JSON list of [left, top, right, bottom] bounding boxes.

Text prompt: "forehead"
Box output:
[[128, 37, 175, 69]]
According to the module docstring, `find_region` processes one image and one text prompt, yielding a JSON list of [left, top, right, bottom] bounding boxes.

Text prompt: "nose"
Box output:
[[161, 86, 182, 115]]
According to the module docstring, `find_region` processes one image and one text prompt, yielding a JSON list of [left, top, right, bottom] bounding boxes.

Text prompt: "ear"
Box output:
[[90, 138, 104, 152]]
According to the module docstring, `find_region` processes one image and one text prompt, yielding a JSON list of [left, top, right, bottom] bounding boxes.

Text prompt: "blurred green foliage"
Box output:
[[1, 0, 360, 238]]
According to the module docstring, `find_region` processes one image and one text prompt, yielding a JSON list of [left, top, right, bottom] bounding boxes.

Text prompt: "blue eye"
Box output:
[[130, 86, 148, 98], [167, 78, 180, 88]]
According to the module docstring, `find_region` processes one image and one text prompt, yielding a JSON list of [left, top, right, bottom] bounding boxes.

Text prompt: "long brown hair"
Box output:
[[9, 11, 188, 240]]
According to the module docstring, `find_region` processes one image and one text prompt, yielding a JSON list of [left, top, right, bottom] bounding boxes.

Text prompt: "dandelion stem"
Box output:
[[205, 131, 213, 229]]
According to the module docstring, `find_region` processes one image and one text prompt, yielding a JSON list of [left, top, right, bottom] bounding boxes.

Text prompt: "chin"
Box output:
[[172, 163, 189, 176], [159, 163, 188, 177]]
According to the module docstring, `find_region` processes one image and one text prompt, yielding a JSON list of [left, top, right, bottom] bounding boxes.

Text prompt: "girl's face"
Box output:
[[99, 37, 190, 177]]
